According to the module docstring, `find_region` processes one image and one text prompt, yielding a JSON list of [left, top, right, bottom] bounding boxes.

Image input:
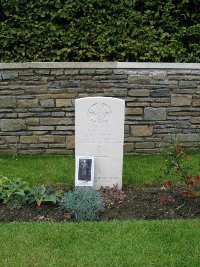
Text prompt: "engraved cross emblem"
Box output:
[[94, 145, 108, 177]]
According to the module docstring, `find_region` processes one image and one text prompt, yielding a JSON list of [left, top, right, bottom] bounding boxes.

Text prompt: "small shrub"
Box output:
[[99, 184, 126, 207], [160, 134, 200, 199], [60, 188, 103, 221]]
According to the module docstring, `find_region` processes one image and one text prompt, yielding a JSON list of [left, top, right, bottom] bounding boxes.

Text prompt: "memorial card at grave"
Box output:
[[75, 97, 125, 189], [75, 156, 94, 187]]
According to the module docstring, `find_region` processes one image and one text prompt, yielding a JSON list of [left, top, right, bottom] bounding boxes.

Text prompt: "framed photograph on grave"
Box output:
[[75, 156, 94, 187]]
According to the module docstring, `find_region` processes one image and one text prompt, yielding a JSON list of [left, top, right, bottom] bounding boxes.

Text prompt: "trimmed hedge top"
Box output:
[[0, 0, 199, 62]]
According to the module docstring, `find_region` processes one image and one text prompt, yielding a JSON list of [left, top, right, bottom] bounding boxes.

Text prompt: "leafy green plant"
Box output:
[[28, 185, 59, 206], [0, 177, 30, 209], [60, 188, 103, 221]]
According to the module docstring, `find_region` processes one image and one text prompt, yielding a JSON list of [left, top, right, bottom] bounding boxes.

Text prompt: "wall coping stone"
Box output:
[[0, 62, 200, 70]]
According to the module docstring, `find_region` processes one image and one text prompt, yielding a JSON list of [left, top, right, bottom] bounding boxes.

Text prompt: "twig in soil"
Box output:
[[174, 203, 185, 211]]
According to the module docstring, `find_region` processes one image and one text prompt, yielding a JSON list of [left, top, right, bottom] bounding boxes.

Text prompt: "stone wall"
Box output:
[[0, 62, 200, 155]]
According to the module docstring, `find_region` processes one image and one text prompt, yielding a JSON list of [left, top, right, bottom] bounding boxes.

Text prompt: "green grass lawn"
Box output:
[[1, 153, 200, 267], [0, 153, 199, 187], [1, 220, 200, 267]]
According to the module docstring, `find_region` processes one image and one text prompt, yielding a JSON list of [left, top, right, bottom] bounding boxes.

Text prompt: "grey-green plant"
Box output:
[[60, 187, 103, 221]]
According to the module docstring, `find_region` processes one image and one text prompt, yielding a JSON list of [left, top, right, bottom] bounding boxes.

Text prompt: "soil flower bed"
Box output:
[[1, 185, 199, 223]]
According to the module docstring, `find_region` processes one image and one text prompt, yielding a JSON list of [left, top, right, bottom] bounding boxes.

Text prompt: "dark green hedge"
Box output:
[[0, 0, 199, 62]]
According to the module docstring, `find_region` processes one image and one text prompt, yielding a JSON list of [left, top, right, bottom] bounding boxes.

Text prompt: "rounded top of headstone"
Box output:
[[75, 96, 125, 104]]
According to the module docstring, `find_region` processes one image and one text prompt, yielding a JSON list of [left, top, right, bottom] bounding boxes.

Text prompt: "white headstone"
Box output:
[[75, 97, 125, 189]]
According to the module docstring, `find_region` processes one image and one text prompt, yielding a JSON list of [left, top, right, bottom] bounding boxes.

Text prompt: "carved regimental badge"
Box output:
[[88, 103, 112, 125]]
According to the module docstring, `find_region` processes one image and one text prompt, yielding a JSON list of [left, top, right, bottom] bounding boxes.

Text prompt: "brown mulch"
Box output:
[[0, 185, 200, 223]]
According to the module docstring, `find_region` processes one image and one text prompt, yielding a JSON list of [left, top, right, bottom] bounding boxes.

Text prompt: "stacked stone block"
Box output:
[[0, 64, 200, 154]]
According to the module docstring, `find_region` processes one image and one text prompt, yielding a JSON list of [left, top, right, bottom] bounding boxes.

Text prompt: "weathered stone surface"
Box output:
[[51, 69, 64, 75], [40, 99, 55, 107], [153, 71, 166, 80], [56, 126, 75, 130], [96, 70, 113, 75], [150, 89, 170, 97], [75, 75, 93, 80], [171, 94, 192, 106], [168, 111, 199, 116], [126, 107, 143, 115], [66, 136, 75, 149], [1, 71, 18, 80], [29, 144, 48, 149], [49, 144, 66, 148], [57, 75, 74, 81], [79, 70, 96, 75], [176, 120, 191, 128], [27, 126, 54, 131], [126, 102, 151, 107], [104, 88, 128, 97], [47, 81, 60, 88], [106, 75, 127, 80], [83, 81, 112, 88], [0, 65, 200, 155], [151, 103, 169, 107], [193, 98, 200, 106], [39, 135, 54, 143], [23, 80, 46, 85], [4, 136, 19, 143], [112, 83, 133, 88], [128, 89, 150, 97], [60, 81, 79, 88], [134, 148, 158, 153], [18, 99, 38, 108], [191, 117, 200, 123], [18, 149, 44, 155], [20, 135, 38, 143], [131, 125, 153, 136], [179, 81, 197, 88], [135, 142, 154, 149], [1, 119, 26, 131], [0, 96, 16, 108], [25, 118, 39, 126], [126, 116, 143, 122], [173, 89, 195, 94], [64, 69, 79, 75], [54, 135, 66, 142], [128, 75, 152, 84], [34, 69, 50, 75], [37, 93, 77, 99], [56, 99, 72, 107], [18, 70, 34, 76], [124, 137, 143, 142], [124, 143, 135, 152], [179, 134, 199, 142], [46, 149, 70, 154], [144, 108, 167, 120], [40, 118, 73, 125], [25, 85, 48, 94], [51, 112, 65, 117]]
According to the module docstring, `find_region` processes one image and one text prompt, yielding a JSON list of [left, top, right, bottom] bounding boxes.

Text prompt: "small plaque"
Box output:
[[75, 156, 94, 187]]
